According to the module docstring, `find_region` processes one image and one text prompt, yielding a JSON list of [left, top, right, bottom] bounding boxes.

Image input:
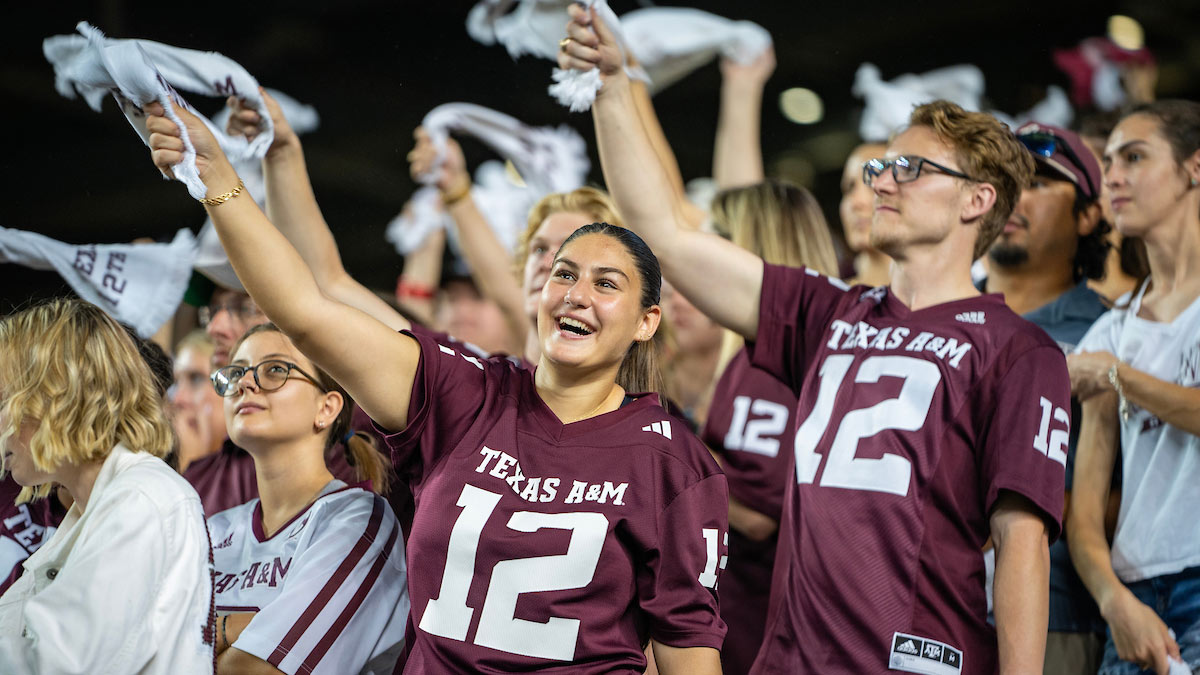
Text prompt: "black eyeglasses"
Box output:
[[198, 299, 262, 328], [863, 155, 975, 188], [210, 360, 328, 397]]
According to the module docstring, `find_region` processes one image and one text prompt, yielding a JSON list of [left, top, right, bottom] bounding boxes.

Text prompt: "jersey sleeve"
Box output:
[[637, 474, 730, 649], [746, 264, 853, 395], [373, 329, 491, 480], [976, 344, 1070, 541], [233, 493, 409, 675]]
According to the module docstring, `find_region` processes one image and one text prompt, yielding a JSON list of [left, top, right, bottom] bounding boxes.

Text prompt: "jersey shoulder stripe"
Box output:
[[299, 513, 401, 672], [266, 496, 386, 666]]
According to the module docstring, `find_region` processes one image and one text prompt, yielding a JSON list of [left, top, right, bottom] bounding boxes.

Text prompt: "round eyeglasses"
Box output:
[[210, 360, 328, 397], [863, 155, 975, 188]]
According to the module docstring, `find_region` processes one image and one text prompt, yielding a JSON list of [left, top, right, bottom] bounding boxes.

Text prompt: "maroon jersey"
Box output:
[[701, 348, 798, 674], [747, 265, 1068, 675], [376, 330, 729, 673], [0, 476, 59, 595]]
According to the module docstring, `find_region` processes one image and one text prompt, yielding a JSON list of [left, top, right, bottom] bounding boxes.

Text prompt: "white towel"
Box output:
[[852, 63, 985, 142], [620, 7, 772, 95], [389, 103, 589, 257], [989, 86, 1074, 132], [43, 21, 273, 200], [0, 227, 196, 338], [467, 0, 575, 61], [195, 89, 321, 290], [545, 0, 648, 112]]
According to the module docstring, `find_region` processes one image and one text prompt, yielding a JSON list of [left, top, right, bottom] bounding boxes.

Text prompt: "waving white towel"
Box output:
[[389, 103, 590, 257], [43, 21, 273, 200], [620, 7, 772, 95], [195, 89, 321, 290], [467, 0, 575, 61], [852, 63, 985, 142], [545, 0, 648, 112], [0, 227, 196, 338]]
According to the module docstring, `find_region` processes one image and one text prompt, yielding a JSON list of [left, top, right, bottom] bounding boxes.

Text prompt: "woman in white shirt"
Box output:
[[207, 323, 407, 675], [0, 298, 215, 674], [1068, 99, 1200, 675]]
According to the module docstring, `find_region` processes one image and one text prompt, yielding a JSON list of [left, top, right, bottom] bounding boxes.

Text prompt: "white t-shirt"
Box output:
[[0, 444, 214, 674], [1076, 280, 1200, 582], [208, 480, 408, 675]]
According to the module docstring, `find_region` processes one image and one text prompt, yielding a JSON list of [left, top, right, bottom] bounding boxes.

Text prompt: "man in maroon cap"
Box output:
[[982, 122, 1114, 675]]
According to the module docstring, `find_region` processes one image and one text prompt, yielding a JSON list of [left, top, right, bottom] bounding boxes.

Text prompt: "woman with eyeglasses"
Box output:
[[204, 322, 406, 674], [146, 98, 727, 674], [1067, 99, 1200, 675], [0, 299, 213, 674]]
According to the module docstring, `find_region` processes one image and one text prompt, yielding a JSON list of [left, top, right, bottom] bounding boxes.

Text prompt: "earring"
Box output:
[[1192, 177, 1198, 187], [317, 421, 326, 429]]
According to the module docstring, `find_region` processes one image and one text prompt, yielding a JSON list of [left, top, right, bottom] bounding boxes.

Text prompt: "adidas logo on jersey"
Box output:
[[890, 632, 963, 674], [214, 533, 234, 550], [954, 311, 985, 324], [896, 640, 919, 655], [641, 421, 673, 439]]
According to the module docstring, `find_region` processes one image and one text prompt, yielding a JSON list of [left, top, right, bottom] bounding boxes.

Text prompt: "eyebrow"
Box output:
[[1105, 139, 1148, 159], [230, 353, 292, 366], [554, 257, 630, 281]]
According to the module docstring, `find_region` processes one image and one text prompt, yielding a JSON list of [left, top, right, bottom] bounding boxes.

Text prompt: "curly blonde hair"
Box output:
[[0, 299, 173, 503]]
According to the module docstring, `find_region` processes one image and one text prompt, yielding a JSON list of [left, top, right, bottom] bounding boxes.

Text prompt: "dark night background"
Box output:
[[4, 1, 1200, 313]]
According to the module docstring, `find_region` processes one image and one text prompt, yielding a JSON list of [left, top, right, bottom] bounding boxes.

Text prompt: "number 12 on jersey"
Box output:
[[421, 484, 726, 661]]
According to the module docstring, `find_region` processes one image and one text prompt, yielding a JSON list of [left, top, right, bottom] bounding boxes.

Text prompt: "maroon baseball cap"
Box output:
[[1015, 122, 1102, 201]]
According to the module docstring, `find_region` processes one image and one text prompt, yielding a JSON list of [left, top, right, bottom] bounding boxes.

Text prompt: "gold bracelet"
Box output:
[[440, 181, 471, 207], [199, 179, 246, 206]]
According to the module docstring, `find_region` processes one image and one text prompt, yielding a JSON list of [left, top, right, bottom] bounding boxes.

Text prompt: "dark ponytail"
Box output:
[[560, 223, 663, 393]]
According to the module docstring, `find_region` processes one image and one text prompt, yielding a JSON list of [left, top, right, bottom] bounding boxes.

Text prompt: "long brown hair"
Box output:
[[232, 324, 392, 495]]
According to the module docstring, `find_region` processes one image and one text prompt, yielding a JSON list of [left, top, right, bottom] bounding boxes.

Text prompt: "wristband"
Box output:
[[396, 278, 436, 301], [439, 180, 471, 207], [199, 179, 245, 207]]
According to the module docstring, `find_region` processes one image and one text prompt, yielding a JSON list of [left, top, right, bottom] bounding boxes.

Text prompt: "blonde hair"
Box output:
[[233, 324, 392, 495], [711, 180, 840, 371], [0, 299, 174, 503], [515, 187, 624, 274], [909, 101, 1035, 260]]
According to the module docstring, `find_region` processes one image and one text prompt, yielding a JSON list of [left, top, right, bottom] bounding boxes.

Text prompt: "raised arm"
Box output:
[[1068, 392, 1179, 674], [713, 47, 774, 189], [226, 91, 411, 332], [562, 4, 763, 339], [147, 102, 417, 432], [407, 128, 528, 347]]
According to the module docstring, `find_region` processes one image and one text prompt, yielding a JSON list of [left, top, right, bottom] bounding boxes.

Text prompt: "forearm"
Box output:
[[714, 78, 766, 189], [594, 75, 763, 338], [1068, 392, 1127, 612], [445, 195, 530, 342], [728, 495, 778, 542], [217, 647, 284, 675], [1116, 362, 1200, 435], [649, 641, 721, 675], [264, 144, 410, 331], [630, 79, 688, 203], [991, 510, 1050, 674], [396, 226, 443, 327]]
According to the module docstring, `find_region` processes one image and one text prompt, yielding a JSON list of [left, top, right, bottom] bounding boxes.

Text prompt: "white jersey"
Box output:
[[208, 480, 409, 675], [1076, 281, 1200, 581]]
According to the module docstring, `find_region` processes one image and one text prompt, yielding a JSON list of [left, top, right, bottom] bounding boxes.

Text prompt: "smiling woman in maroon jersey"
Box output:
[[144, 102, 729, 674]]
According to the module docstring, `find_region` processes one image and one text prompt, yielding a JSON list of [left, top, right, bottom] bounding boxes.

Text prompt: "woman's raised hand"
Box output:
[[145, 101, 238, 193], [407, 126, 470, 197], [558, 3, 624, 80], [224, 88, 299, 158]]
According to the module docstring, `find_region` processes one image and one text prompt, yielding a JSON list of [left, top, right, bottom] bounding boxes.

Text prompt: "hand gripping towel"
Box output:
[[43, 21, 273, 200]]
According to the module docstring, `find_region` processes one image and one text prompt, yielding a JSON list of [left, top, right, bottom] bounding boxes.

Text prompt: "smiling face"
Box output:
[[223, 331, 340, 454], [1104, 113, 1197, 238], [869, 126, 975, 261], [522, 211, 594, 323], [840, 143, 887, 253], [537, 233, 660, 376]]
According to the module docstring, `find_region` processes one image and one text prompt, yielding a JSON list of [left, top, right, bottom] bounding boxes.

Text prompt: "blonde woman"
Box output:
[[0, 298, 214, 674], [701, 179, 838, 674]]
